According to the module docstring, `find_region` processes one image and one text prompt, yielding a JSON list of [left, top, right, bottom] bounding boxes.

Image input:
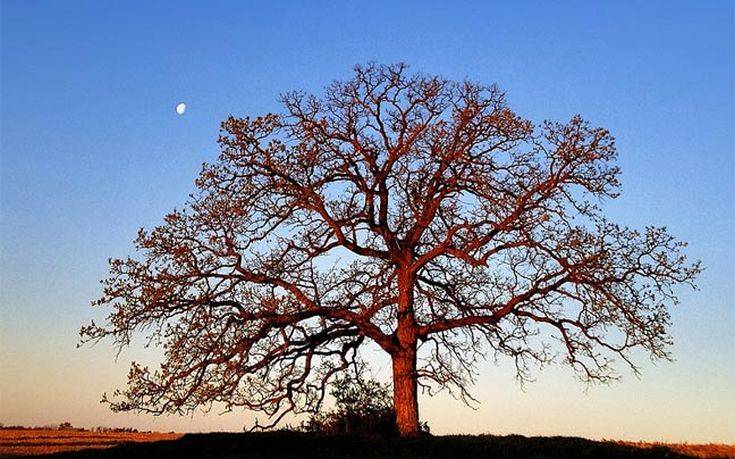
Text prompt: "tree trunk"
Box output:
[[393, 265, 420, 437], [392, 347, 419, 437]]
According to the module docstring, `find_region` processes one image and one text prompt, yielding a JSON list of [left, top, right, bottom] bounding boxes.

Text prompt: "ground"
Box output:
[[0, 430, 732, 458], [0, 430, 180, 457]]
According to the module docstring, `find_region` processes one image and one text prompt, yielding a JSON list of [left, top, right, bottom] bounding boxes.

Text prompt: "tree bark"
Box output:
[[393, 266, 420, 437], [392, 346, 419, 437]]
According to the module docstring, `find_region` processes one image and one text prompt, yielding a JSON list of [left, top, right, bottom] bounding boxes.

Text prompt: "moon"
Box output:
[[176, 103, 186, 115]]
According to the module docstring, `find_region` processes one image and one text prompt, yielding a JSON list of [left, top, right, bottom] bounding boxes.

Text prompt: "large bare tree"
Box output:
[[82, 63, 700, 437]]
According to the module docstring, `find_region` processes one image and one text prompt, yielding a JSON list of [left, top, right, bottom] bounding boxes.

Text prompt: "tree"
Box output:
[[82, 63, 700, 437]]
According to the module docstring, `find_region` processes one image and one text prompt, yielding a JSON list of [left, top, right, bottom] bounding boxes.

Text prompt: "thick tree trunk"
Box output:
[[393, 266, 420, 437], [392, 347, 419, 437]]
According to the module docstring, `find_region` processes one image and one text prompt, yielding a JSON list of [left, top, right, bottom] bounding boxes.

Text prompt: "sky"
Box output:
[[1, 0, 733, 443]]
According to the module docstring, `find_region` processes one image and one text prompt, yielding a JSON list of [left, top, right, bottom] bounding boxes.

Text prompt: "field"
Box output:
[[0, 430, 180, 457], [0, 430, 733, 458]]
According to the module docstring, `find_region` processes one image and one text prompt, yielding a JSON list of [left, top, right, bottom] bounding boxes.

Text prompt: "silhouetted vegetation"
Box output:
[[297, 374, 429, 437], [0, 423, 141, 433]]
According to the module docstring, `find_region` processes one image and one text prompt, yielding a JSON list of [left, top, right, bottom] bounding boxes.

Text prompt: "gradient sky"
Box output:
[[1, 0, 733, 443]]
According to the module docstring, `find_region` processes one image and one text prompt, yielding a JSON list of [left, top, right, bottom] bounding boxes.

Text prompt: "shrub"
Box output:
[[301, 375, 429, 438]]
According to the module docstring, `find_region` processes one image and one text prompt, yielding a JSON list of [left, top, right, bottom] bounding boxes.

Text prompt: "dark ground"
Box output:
[[3, 431, 724, 459]]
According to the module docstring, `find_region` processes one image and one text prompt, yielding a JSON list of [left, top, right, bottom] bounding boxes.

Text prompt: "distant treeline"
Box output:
[[0, 422, 145, 433]]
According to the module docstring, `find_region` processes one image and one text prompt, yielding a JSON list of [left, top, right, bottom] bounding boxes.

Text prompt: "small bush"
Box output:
[[301, 375, 429, 438]]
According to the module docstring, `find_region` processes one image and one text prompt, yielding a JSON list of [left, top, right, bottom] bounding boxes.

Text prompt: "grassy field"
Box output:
[[0, 430, 180, 457], [0, 430, 732, 458]]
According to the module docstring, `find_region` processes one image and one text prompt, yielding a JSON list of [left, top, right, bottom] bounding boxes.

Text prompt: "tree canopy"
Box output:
[[82, 63, 700, 436]]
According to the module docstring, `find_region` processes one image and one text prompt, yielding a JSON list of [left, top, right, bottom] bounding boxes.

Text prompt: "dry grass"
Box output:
[[0, 429, 181, 456], [617, 441, 735, 458]]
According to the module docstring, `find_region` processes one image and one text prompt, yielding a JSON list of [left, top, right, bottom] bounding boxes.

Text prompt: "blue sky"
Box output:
[[1, 0, 733, 441]]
